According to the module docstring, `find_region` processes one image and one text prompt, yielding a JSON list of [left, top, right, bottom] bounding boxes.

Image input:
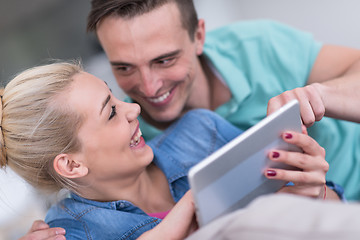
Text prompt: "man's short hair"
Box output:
[[87, 0, 199, 40]]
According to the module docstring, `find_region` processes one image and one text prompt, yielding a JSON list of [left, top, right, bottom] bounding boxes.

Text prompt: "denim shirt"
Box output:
[[45, 109, 242, 240]]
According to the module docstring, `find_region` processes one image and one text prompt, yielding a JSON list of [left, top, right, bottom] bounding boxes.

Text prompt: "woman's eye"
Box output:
[[109, 105, 117, 120]]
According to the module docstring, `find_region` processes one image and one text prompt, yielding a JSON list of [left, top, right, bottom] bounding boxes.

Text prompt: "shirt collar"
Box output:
[[70, 192, 138, 211], [150, 142, 188, 183], [203, 46, 250, 107]]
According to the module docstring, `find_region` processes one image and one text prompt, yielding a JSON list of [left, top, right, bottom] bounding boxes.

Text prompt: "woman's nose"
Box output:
[[124, 102, 141, 121]]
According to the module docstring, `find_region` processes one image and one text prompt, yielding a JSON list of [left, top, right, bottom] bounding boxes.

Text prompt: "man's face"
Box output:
[[96, 2, 205, 123]]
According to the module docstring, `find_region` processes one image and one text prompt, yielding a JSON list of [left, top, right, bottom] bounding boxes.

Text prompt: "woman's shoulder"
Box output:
[[45, 195, 160, 239]]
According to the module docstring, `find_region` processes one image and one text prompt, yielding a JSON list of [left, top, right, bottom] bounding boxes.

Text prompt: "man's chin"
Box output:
[[151, 112, 179, 123], [142, 109, 182, 129]]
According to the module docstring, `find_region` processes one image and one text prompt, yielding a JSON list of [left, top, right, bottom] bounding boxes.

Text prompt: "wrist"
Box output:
[[322, 185, 327, 200], [318, 184, 327, 200]]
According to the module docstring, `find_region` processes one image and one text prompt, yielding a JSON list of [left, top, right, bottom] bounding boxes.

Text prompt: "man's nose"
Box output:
[[138, 69, 162, 97]]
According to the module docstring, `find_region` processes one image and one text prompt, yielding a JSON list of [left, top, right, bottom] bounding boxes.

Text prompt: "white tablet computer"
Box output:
[[188, 100, 302, 227]]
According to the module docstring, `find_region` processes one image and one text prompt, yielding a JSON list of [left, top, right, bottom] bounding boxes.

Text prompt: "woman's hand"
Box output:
[[264, 130, 331, 199], [19, 220, 66, 240], [138, 190, 198, 240]]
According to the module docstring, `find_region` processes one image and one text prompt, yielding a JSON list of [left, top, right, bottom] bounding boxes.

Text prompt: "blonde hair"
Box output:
[[0, 62, 84, 194]]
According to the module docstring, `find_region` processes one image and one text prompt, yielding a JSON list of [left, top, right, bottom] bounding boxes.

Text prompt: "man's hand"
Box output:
[[267, 84, 325, 127]]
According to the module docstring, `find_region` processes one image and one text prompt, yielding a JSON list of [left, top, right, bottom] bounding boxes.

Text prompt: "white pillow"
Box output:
[[187, 194, 360, 240]]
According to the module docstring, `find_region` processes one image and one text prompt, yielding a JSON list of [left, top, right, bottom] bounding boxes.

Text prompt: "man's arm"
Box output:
[[267, 44, 360, 125], [309, 45, 360, 122]]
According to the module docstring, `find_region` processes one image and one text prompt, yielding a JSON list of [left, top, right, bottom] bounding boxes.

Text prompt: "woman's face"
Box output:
[[66, 72, 153, 182]]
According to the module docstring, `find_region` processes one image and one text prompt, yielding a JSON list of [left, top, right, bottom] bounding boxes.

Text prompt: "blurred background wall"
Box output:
[[0, 0, 359, 239], [196, 0, 360, 48], [1, 0, 97, 84]]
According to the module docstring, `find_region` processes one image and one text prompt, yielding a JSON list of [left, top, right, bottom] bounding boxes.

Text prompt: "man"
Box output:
[[87, 0, 360, 200]]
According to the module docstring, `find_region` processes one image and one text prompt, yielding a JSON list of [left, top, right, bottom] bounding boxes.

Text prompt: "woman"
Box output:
[[1, 62, 335, 240]]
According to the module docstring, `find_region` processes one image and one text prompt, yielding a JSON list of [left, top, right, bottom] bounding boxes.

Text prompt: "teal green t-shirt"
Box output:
[[131, 20, 360, 200]]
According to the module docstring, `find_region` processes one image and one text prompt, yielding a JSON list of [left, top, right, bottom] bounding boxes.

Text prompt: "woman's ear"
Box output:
[[53, 153, 88, 179]]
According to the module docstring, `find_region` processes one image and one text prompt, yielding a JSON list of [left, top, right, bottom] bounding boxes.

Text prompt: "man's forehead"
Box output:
[[98, 22, 188, 63], [96, 2, 184, 40]]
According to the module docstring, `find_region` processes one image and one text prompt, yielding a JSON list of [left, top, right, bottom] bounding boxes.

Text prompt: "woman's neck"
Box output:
[[137, 164, 175, 213], [75, 163, 175, 212]]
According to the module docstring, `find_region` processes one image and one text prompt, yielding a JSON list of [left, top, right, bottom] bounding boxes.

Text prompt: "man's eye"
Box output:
[[157, 58, 175, 66], [109, 105, 117, 120], [116, 66, 131, 72], [114, 65, 135, 76]]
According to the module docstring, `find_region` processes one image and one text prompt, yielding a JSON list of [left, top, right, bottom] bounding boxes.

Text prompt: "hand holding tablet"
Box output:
[[188, 100, 328, 226]]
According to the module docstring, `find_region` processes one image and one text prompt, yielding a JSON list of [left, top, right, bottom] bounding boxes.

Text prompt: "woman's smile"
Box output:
[[130, 127, 143, 148]]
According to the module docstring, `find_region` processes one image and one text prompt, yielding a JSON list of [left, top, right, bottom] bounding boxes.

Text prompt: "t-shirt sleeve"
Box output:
[[204, 20, 323, 128], [259, 20, 322, 87]]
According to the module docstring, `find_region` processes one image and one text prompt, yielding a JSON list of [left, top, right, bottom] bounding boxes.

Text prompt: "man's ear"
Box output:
[[53, 153, 88, 179], [195, 19, 206, 56]]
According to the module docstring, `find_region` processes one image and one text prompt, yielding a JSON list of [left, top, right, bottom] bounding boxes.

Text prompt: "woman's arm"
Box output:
[[138, 191, 198, 240]]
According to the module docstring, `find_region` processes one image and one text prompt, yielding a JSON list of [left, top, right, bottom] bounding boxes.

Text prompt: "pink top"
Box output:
[[148, 210, 170, 219]]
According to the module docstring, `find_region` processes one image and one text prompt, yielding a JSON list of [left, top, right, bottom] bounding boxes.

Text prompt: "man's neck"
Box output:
[[199, 55, 232, 110]]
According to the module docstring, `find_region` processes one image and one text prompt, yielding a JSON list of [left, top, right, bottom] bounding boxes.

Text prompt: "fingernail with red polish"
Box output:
[[285, 133, 293, 139], [272, 151, 280, 158], [267, 170, 277, 177]]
